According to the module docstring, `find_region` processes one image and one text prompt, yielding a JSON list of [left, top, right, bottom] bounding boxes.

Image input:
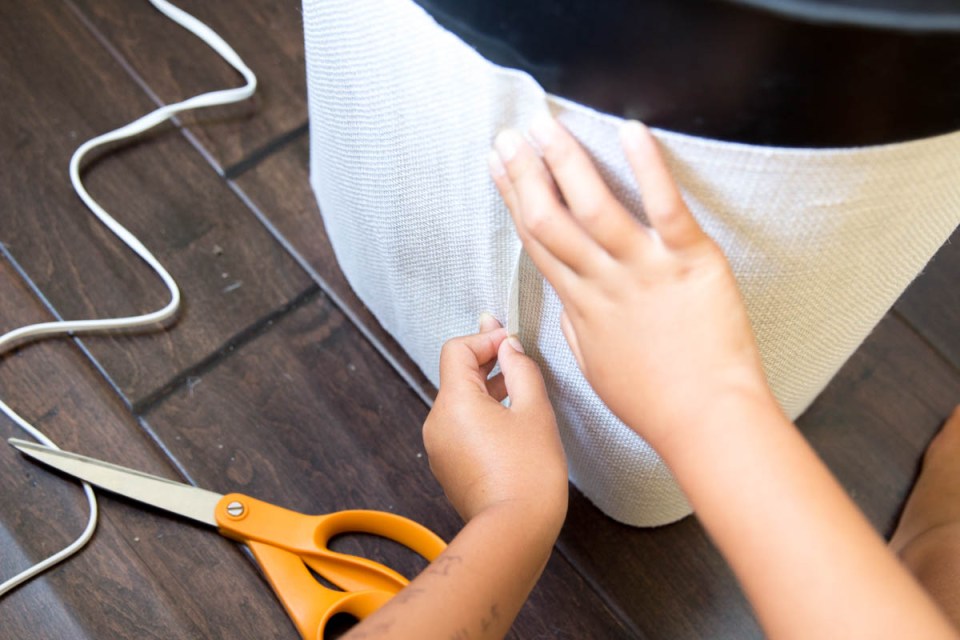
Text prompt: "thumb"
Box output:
[[497, 336, 550, 411]]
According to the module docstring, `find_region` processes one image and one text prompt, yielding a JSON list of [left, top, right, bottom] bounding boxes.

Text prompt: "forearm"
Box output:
[[344, 504, 560, 639], [658, 393, 956, 639]]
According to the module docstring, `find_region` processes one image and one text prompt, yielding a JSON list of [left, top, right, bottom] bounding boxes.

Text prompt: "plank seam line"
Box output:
[[68, 0, 308, 183], [223, 122, 310, 180], [132, 411, 293, 620], [65, 0, 228, 176], [553, 537, 648, 639], [0, 244, 59, 330], [133, 284, 321, 416], [0, 243, 137, 414], [2, 239, 322, 423]]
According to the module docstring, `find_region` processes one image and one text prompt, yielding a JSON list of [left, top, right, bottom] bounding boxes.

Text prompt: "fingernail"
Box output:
[[487, 150, 506, 178], [494, 129, 523, 163], [619, 120, 645, 152], [507, 335, 525, 353], [478, 312, 500, 333], [528, 113, 556, 150]]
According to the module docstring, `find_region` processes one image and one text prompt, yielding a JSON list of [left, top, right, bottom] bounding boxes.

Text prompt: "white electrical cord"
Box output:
[[0, 0, 257, 597]]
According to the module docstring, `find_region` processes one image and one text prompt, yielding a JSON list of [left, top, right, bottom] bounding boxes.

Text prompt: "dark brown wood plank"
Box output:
[[896, 226, 960, 370], [0, 257, 295, 638], [559, 500, 759, 640], [556, 313, 960, 639], [0, 0, 313, 408], [142, 291, 630, 638], [70, 0, 307, 172], [232, 135, 437, 403]]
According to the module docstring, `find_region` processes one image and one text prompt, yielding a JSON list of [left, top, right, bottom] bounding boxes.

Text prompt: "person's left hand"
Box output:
[[422, 317, 568, 534]]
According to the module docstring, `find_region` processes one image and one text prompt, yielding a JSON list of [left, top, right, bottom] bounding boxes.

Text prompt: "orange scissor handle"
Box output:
[[214, 494, 447, 639], [245, 539, 394, 640]]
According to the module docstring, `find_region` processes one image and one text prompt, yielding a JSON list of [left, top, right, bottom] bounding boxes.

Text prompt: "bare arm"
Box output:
[[666, 394, 953, 638], [489, 115, 957, 639], [346, 504, 557, 640], [345, 325, 567, 639]]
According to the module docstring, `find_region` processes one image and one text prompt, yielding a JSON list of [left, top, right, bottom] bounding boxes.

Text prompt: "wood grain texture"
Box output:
[[4, 1, 957, 638], [142, 292, 630, 639], [896, 226, 960, 371], [560, 499, 760, 640], [0, 0, 313, 408], [69, 0, 307, 172], [232, 136, 437, 403], [0, 258, 295, 639]]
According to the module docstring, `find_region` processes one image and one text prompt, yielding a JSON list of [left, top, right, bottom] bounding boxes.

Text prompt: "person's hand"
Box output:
[[422, 317, 567, 534], [488, 116, 776, 452]]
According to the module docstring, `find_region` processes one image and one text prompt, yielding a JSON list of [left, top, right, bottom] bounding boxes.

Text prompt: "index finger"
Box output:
[[438, 329, 508, 395]]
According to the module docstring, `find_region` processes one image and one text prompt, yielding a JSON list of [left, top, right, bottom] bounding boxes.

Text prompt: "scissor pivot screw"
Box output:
[[226, 501, 245, 517]]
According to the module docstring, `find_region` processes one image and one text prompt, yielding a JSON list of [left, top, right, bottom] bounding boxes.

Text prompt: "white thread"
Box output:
[[0, 0, 256, 597]]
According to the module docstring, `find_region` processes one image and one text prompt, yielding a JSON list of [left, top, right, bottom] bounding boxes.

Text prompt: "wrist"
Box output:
[[471, 498, 566, 555], [653, 384, 787, 468]]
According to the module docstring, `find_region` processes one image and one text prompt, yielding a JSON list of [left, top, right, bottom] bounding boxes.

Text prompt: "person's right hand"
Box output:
[[489, 116, 778, 452]]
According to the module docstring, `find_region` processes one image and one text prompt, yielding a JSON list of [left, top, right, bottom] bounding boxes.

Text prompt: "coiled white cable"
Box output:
[[0, 0, 257, 597]]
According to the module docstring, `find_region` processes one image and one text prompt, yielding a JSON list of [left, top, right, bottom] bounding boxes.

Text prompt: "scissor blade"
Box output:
[[8, 438, 221, 527]]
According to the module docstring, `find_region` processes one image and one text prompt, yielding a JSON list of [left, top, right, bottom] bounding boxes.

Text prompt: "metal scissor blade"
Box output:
[[8, 438, 221, 527]]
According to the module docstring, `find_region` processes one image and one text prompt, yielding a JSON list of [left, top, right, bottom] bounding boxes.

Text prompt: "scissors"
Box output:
[[9, 438, 447, 639]]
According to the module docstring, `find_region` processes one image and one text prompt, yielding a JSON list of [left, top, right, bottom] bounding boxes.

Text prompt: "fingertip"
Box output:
[[494, 129, 525, 165], [478, 312, 502, 334], [528, 112, 559, 152], [620, 120, 669, 186], [497, 334, 549, 400], [488, 149, 513, 202], [487, 149, 507, 180], [495, 334, 525, 369], [497, 335, 540, 380], [496, 334, 529, 373], [493, 128, 553, 189], [438, 329, 507, 384], [618, 120, 649, 153], [488, 142, 523, 219]]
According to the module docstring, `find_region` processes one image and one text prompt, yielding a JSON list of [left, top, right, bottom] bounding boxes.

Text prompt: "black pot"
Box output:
[[413, 0, 960, 147]]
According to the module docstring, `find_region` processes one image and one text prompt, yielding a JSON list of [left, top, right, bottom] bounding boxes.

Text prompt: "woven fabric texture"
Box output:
[[303, 0, 960, 526]]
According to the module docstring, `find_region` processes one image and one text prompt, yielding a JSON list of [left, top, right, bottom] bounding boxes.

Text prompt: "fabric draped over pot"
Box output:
[[302, 0, 960, 526]]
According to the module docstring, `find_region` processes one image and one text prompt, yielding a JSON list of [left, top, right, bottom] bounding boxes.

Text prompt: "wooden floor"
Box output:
[[1, 2, 958, 638]]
